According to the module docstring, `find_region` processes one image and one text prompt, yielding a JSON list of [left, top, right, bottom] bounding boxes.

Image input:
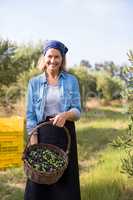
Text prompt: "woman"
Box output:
[[24, 40, 81, 200]]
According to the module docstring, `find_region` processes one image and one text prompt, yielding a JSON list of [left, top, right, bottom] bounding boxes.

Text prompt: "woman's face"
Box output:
[[44, 48, 63, 74]]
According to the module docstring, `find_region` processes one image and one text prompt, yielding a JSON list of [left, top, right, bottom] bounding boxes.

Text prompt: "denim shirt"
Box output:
[[26, 71, 81, 134]]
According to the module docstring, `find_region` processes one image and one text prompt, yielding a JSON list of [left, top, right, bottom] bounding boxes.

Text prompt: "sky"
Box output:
[[0, 0, 133, 67]]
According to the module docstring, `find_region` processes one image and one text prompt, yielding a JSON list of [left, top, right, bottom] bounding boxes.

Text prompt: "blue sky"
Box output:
[[1, 0, 133, 66]]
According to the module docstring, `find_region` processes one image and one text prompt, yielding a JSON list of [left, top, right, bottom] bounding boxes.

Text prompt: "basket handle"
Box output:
[[23, 121, 71, 159]]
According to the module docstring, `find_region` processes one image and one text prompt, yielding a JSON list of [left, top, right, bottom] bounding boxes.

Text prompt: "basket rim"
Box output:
[[24, 143, 68, 158], [23, 143, 68, 175]]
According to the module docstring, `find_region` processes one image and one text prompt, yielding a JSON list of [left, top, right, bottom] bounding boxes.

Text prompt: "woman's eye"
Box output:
[[48, 55, 52, 58]]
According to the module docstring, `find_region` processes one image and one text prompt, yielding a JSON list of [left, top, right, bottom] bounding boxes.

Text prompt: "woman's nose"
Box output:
[[51, 57, 55, 63]]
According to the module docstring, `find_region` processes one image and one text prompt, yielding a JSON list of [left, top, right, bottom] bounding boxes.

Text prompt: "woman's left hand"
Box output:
[[49, 112, 67, 127]]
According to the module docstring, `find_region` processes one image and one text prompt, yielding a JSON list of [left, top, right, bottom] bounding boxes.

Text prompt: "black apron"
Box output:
[[24, 118, 81, 200]]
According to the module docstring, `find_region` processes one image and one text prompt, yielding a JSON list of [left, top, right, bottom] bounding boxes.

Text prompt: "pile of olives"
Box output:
[[27, 147, 65, 172]]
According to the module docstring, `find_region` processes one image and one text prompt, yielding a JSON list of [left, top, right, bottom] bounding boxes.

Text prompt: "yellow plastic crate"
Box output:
[[0, 155, 23, 169], [0, 116, 24, 133], [0, 116, 24, 169], [0, 134, 23, 155]]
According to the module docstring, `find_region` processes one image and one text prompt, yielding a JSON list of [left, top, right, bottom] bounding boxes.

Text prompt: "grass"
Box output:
[[0, 167, 25, 200], [80, 148, 127, 200], [76, 107, 130, 200], [77, 108, 127, 163], [0, 105, 131, 200]]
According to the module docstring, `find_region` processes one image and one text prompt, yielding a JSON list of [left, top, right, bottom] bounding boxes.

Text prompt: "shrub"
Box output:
[[96, 72, 125, 101]]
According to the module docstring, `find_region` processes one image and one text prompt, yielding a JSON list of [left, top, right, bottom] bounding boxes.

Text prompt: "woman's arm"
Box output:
[[26, 80, 38, 144], [67, 76, 81, 120], [49, 111, 76, 127], [26, 80, 38, 134]]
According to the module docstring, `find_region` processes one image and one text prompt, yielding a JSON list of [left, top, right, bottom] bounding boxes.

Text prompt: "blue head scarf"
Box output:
[[43, 40, 68, 57]]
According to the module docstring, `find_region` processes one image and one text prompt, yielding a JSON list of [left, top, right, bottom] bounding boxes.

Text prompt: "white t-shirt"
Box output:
[[44, 84, 61, 117]]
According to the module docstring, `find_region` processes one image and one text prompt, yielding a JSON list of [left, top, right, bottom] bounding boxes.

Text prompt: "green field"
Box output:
[[0, 106, 132, 200]]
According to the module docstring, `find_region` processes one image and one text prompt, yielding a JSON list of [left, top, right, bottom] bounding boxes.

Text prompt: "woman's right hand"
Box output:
[[29, 134, 38, 145]]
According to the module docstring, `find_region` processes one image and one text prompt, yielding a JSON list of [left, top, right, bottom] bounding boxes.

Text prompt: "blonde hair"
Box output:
[[37, 54, 67, 72]]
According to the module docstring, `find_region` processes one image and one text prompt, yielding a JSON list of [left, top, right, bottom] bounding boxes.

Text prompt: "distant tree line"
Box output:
[[0, 38, 41, 107], [0, 38, 129, 112]]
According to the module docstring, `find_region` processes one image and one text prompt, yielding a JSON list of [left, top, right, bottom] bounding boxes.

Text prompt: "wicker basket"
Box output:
[[22, 121, 71, 185]]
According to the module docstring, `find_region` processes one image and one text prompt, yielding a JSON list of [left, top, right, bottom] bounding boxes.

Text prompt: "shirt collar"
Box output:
[[39, 70, 66, 85], [58, 70, 66, 79]]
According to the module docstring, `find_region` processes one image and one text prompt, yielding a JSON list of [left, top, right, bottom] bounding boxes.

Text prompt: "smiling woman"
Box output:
[[24, 40, 81, 200], [37, 40, 67, 73], [43, 48, 64, 84]]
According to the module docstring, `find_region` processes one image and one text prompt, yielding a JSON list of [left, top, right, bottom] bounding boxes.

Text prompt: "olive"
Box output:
[[27, 146, 65, 172]]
